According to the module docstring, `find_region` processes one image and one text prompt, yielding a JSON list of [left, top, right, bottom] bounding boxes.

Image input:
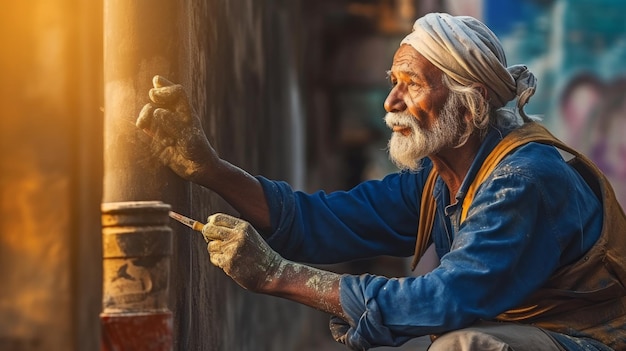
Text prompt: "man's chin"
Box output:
[[388, 145, 427, 171], [388, 138, 431, 171]]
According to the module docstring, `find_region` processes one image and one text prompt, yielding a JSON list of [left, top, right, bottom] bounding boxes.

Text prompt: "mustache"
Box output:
[[384, 111, 418, 129]]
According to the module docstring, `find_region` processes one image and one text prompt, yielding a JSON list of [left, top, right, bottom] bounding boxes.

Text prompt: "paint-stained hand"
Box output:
[[202, 213, 283, 293], [136, 75, 217, 183]]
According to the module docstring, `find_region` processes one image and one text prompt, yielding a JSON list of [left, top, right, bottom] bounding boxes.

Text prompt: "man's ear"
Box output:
[[473, 83, 488, 100]]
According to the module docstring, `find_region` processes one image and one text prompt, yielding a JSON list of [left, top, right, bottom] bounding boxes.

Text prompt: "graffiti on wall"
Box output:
[[483, 0, 626, 206]]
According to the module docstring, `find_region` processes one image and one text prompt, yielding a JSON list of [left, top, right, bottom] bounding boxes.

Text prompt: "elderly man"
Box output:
[[137, 13, 626, 351]]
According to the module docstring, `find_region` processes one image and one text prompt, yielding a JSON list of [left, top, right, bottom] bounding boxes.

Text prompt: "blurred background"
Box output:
[[1, 0, 625, 350]]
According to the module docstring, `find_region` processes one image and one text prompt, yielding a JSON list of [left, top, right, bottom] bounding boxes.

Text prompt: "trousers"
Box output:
[[428, 322, 565, 351]]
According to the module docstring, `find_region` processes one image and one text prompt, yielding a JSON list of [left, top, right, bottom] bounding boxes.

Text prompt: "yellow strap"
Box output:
[[460, 122, 578, 222], [412, 122, 574, 268], [411, 169, 438, 271]]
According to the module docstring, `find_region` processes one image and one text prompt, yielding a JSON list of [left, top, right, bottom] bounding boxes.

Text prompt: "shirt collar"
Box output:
[[431, 124, 511, 216]]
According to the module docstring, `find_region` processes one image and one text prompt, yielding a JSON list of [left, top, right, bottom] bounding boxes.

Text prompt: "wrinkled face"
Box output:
[[384, 44, 464, 170]]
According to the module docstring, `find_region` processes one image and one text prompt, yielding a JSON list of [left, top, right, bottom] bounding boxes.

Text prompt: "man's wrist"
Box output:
[[257, 254, 286, 294]]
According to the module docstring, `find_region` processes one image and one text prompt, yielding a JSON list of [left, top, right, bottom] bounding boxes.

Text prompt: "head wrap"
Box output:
[[401, 13, 536, 121]]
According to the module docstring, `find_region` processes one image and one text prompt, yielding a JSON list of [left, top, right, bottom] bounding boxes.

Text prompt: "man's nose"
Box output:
[[384, 87, 407, 113]]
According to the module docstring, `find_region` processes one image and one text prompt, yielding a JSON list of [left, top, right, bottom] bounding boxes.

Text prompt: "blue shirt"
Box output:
[[257, 125, 603, 350]]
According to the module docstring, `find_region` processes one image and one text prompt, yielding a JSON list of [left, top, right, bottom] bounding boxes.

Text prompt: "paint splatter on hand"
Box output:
[[136, 75, 217, 183], [202, 213, 283, 293]]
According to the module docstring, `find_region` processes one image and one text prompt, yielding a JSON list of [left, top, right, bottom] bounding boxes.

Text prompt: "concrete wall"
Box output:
[[164, 1, 318, 350]]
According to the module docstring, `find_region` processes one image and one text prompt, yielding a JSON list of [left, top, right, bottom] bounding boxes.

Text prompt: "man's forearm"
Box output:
[[261, 260, 348, 320], [199, 158, 271, 232]]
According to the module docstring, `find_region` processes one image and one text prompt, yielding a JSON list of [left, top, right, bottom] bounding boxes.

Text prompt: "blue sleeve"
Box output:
[[337, 145, 603, 349], [256, 162, 433, 264]]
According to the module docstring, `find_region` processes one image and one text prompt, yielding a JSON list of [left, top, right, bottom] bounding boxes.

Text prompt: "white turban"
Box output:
[[401, 13, 536, 120]]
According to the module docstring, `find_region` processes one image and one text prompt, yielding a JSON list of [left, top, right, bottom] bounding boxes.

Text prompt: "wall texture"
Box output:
[[169, 1, 319, 350]]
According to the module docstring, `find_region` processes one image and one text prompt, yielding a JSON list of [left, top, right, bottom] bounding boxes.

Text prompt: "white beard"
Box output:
[[385, 95, 464, 171]]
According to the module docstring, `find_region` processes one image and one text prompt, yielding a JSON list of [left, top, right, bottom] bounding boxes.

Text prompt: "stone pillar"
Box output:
[[103, 0, 191, 349], [103, 0, 190, 203]]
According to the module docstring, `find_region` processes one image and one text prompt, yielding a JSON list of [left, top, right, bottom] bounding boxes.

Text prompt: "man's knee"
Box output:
[[429, 329, 510, 351], [427, 322, 563, 351]]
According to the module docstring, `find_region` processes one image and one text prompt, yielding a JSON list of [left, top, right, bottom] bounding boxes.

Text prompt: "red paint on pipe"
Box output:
[[101, 311, 172, 351]]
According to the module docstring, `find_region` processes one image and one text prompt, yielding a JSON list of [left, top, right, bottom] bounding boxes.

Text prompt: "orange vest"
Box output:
[[415, 122, 626, 348]]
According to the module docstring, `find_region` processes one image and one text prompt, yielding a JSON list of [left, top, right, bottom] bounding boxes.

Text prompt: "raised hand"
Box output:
[[136, 75, 217, 183]]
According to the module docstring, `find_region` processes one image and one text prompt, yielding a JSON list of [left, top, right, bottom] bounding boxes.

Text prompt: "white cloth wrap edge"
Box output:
[[400, 13, 536, 113]]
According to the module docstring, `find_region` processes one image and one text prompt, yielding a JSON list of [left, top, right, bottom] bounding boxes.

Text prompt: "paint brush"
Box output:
[[168, 211, 205, 232]]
